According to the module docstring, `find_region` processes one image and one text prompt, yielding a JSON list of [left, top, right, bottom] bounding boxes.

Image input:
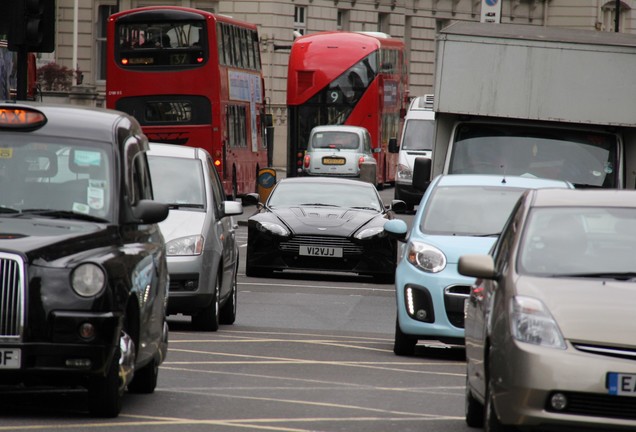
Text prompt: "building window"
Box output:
[[294, 6, 307, 36], [337, 10, 350, 31], [602, 1, 630, 32], [97, 4, 118, 81], [378, 12, 390, 34]]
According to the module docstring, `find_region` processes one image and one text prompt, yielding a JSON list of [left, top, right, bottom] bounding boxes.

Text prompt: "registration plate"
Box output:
[[0, 348, 21, 369], [299, 245, 343, 258], [322, 157, 345, 165], [608, 372, 636, 396]]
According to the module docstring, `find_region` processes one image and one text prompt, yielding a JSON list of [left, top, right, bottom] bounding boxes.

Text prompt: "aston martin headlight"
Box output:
[[405, 240, 446, 273], [71, 263, 106, 297], [510, 296, 566, 349], [166, 235, 204, 256], [355, 225, 385, 239], [258, 221, 290, 236]]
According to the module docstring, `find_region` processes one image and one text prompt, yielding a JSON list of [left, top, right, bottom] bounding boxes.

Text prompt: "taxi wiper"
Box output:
[[557, 272, 636, 281], [18, 209, 109, 223]]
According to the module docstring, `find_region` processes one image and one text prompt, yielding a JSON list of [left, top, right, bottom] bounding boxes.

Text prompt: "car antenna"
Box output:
[[501, 164, 506, 184]]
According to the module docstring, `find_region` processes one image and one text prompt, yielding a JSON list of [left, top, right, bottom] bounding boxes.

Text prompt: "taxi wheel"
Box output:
[[219, 261, 238, 325], [192, 276, 220, 331], [393, 319, 417, 356], [88, 350, 123, 418], [128, 356, 158, 394], [465, 376, 484, 427]]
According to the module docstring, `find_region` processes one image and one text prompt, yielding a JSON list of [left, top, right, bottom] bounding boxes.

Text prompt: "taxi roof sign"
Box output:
[[0, 108, 47, 129]]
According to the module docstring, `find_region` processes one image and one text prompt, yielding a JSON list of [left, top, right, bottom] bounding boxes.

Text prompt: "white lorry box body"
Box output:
[[430, 21, 636, 189]]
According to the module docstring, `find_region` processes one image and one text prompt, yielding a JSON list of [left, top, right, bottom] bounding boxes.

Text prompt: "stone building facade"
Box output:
[[45, 0, 634, 168]]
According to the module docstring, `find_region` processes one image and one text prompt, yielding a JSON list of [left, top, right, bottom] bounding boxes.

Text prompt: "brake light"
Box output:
[[0, 107, 47, 129], [358, 156, 365, 167], [304, 154, 310, 168], [214, 159, 221, 167]]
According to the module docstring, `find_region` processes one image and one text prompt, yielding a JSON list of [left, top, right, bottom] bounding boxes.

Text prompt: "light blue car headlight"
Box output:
[[355, 225, 385, 239], [166, 235, 204, 256], [258, 221, 290, 237], [405, 240, 446, 273]]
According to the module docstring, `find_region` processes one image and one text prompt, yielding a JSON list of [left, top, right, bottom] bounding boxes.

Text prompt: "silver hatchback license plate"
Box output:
[[608, 372, 636, 396], [0, 348, 21, 369], [299, 245, 343, 258]]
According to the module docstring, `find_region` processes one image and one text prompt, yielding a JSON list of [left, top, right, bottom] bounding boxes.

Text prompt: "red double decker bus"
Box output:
[[286, 31, 408, 185], [106, 6, 270, 198]]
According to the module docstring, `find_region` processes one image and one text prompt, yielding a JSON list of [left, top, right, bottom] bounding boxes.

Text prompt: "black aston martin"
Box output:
[[246, 177, 406, 283]]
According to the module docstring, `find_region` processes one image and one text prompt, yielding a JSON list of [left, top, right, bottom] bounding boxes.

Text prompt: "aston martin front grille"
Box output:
[[0, 252, 25, 339], [279, 235, 364, 255]]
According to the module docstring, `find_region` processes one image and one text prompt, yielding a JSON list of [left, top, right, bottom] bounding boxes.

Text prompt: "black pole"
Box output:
[[615, 0, 620, 32], [16, 45, 28, 100]]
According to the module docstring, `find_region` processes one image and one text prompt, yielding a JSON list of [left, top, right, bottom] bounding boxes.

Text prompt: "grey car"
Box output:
[[302, 125, 376, 178], [147, 143, 243, 331]]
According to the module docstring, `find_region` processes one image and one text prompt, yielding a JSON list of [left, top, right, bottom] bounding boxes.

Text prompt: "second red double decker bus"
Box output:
[[106, 6, 270, 198], [286, 31, 409, 186]]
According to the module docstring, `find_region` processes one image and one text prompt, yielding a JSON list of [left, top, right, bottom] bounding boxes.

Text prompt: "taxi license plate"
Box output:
[[322, 157, 345, 165], [299, 245, 343, 258], [608, 372, 636, 396], [0, 348, 21, 369]]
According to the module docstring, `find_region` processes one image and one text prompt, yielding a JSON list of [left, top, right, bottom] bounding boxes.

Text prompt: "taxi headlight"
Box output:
[[406, 240, 446, 273], [258, 221, 289, 237], [71, 263, 106, 297], [355, 225, 385, 239], [510, 296, 566, 349], [166, 235, 204, 256]]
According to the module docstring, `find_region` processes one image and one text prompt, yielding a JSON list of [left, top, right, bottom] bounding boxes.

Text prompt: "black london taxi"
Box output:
[[0, 103, 170, 417]]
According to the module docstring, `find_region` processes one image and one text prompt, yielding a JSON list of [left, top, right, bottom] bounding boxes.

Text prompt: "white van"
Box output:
[[394, 95, 435, 211]]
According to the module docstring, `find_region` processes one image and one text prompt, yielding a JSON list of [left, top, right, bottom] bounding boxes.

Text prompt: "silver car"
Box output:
[[303, 125, 376, 177], [459, 188, 636, 431], [147, 143, 243, 331]]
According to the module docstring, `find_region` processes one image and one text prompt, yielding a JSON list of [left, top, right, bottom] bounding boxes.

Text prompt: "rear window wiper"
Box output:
[[18, 209, 109, 223]]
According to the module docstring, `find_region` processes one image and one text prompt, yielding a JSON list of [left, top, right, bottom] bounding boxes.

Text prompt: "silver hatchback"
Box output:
[[147, 143, 243, 331], [303, 125, 376, 177]]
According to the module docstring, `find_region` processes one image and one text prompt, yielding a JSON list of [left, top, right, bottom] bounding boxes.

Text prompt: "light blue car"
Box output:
[[384, 174, 572, 356]]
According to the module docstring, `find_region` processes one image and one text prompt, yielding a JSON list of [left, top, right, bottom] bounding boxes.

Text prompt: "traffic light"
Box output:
[[8, 0, 56, 53]]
